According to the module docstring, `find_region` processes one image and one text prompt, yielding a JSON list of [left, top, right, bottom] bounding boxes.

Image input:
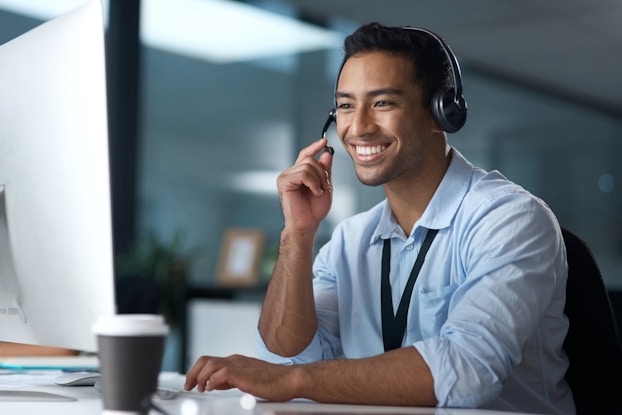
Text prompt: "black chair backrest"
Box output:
[[562, 227, 622, 414]]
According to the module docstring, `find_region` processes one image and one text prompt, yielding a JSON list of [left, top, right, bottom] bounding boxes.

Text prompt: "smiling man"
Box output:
[[185, 23, 574, 415]]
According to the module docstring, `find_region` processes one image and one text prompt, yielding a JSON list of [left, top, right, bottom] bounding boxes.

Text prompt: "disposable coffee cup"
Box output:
[[92, 314, 169, 415]]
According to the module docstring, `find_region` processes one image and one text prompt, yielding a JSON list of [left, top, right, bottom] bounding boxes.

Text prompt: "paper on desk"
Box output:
[[0, 370, 62, 388], [0, 355, 99, 371]]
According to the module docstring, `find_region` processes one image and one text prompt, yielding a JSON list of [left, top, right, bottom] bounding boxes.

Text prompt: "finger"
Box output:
[[279, 164, 327, 197], [183, 378, 196, 392], [184, 356, 214, 392], [198, 360, 225, 393], [295, 138, 329, 163], [318, 149, 333, 192], [184, 364, 201, 391], [184, 356, 206, 390], [204, 366, 234, 391]]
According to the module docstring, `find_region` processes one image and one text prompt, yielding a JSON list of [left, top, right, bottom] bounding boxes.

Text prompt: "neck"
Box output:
[[384, 147, 451, 235]]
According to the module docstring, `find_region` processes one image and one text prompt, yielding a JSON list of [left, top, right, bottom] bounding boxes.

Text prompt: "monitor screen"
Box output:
[[0, 0, 116, 353]]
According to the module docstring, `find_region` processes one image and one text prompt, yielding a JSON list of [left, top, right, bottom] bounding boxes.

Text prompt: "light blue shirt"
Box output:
[[256, 148, 574, 414]]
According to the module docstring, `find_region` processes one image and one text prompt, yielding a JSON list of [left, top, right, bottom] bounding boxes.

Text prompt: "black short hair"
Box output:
[[339, 22, 452, 109]]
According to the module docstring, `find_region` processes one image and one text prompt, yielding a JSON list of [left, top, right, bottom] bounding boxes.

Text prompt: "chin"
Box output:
[[355, 172, 385, 187]]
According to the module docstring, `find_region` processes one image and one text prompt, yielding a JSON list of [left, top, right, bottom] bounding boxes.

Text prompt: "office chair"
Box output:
[[561, 227, 622, 414]]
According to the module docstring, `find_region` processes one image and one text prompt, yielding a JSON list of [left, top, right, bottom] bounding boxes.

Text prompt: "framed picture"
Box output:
[[216, 228, 265, 286]]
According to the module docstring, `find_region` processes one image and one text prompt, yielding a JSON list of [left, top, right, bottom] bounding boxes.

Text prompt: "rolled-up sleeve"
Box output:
[[254, 329, 326, 364]]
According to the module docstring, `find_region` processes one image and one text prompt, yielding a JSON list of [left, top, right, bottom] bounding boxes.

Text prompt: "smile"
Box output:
[[355, 145, 387, 156]]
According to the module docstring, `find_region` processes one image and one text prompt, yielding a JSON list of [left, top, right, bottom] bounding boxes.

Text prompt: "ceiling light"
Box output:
[[140, 0, 341, 63]]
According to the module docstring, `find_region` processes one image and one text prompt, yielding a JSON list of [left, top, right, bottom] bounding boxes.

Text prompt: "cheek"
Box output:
[[401, 113, 438, 138], [421, 110, 441, 133], [336, 123, 347, 142]]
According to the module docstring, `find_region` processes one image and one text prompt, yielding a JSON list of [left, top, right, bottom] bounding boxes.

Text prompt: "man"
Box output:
[[185, 23, 574, 414]]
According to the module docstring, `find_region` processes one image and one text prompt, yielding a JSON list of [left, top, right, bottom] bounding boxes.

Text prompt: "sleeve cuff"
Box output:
[[254, 328, 325, 364]]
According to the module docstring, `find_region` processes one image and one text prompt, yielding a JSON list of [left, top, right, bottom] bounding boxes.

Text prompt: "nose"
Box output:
[[339, 108, 377, 139]]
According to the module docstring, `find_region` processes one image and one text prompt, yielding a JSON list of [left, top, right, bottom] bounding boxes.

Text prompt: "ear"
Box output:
[[431, 123, 444, 134], [428, 111, 444, 134]]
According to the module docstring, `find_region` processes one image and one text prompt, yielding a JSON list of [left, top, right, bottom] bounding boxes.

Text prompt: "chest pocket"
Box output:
[[416, 283, 458, 336]]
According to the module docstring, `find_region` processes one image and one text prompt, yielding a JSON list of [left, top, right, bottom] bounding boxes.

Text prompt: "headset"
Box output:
[[406, 26, 467, 133], [322, 26, 467, 136]]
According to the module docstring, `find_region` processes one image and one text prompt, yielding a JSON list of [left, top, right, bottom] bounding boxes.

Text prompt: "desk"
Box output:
[[0, 372, 538, 415]]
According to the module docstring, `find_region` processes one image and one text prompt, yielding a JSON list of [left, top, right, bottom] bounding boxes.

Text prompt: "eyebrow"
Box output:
[[335, 88, 405, 101]]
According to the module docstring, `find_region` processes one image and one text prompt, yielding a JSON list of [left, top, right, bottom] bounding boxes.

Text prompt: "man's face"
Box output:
[[335, 51, 440, 187]]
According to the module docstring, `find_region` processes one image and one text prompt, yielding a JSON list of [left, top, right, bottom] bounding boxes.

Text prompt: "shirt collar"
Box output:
[[372, 147, 474, 242]]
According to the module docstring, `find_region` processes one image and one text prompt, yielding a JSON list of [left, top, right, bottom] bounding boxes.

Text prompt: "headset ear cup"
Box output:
[[431, 87, 467, 133]]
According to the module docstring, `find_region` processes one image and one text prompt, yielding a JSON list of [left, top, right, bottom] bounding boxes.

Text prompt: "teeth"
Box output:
[[356, 145, 386, 156]]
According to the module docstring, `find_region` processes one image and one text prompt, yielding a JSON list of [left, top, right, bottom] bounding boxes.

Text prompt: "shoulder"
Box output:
[[468, 169, 556, 223], [455, 169, 563, 259]]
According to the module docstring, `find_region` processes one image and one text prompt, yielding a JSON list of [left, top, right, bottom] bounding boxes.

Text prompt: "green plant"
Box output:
[[115, 230, 201, 326]]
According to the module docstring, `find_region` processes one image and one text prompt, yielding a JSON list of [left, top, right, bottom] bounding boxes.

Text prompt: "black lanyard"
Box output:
[[381, 228, 438, 352]]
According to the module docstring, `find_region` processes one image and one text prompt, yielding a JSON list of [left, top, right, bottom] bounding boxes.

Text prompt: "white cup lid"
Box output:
[[92, 314, 169, 336]]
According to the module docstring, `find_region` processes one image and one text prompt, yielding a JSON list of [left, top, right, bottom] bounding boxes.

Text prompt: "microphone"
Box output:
[[321, 109, 336, 155]]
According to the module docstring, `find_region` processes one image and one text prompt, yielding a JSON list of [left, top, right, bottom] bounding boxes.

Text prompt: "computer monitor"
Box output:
[[0, 0, 116, 353]]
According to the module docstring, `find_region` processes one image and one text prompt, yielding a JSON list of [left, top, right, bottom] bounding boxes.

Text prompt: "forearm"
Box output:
[[258, 228, 318, 356], [290, 346, 437, 406], [0, 342, 79, 357]]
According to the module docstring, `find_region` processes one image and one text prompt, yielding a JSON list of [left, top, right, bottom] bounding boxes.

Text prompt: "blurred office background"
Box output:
[[1, 0, 621, 370]]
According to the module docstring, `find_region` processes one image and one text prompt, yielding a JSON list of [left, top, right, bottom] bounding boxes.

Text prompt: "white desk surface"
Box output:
[[0, 371, 538, 415]]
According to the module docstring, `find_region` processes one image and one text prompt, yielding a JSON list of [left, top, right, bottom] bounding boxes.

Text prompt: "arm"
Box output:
[[0, 342, 79, 356], [290, 346, 436, 406], [258, 228, 318, 356], [184, 346, 437, 406], [258, 138, 333, 356]]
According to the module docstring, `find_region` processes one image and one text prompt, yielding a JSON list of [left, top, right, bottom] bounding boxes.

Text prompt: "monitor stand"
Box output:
[[0, 186, 26, 322]]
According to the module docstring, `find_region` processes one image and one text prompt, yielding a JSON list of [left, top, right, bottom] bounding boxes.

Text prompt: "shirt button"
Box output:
[[406, 244, 414, 251]]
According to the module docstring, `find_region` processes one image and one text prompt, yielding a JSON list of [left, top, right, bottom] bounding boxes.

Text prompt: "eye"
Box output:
[[375, 100, 390, 108], [337, 102, 352, 110]]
